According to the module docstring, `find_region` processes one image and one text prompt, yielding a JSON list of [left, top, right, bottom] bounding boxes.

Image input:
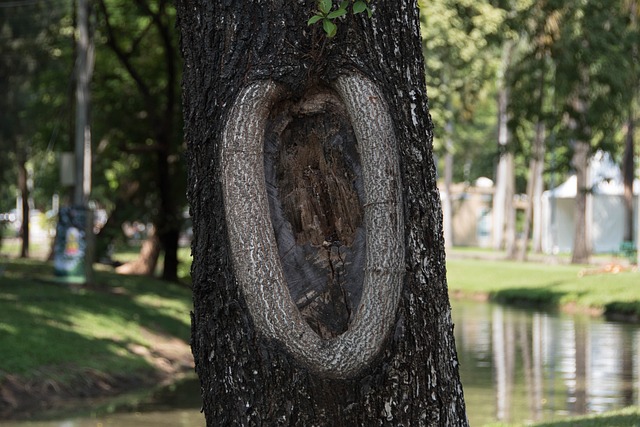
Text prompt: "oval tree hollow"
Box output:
[[221, 74, 404, 378], [265, 88, 365, 339]]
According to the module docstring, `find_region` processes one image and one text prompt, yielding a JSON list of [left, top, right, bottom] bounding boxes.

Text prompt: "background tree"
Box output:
[[177, 0, 468, 424], [548, 0, 633, 263], [94, 0, 185, 280], [488, 0, 537, 257], [493, 38, 517, 255], [509, 1, 558, 259], [622, 0, 639, 248], [419, 0, 505, 248], [0, 0, 72, 257]]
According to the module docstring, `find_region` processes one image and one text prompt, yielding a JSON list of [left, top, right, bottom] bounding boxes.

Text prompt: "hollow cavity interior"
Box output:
[[264, 89, 366, 340]]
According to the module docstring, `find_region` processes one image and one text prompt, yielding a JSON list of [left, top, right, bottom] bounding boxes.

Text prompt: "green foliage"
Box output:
[[91, 0, 187, 272], [420, 0, 639, 193], [0, 1, 73, 212], [419, 0, 507, 182], [308, 0, 372, 38], [509, 0, 635, 160]]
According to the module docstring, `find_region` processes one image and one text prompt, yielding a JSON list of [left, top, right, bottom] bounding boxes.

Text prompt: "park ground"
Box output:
[[1, 241, 640, 425], [0, 240, 194, 419]]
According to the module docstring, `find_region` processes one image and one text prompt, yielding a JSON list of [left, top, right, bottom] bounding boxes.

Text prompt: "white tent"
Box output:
[[541, 152, 640, 254]]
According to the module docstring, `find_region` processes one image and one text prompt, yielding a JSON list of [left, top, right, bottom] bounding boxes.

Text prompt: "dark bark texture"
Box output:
[[177, 0, 467, 425]]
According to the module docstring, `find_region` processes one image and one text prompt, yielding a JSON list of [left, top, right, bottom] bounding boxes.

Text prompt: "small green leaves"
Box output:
[[308, 0, 374, 38], [352, 1, 373, 17], [323, 19, 337, 37], [318, 0, 333, 15], [352, 1, 366, 14], [307, 15, 323, 25], [327, 9, 347, 19]]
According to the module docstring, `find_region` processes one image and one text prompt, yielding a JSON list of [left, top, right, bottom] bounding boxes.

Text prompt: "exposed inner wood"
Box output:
[[267, 90, 364, 339], [278, 122, 361, 248]]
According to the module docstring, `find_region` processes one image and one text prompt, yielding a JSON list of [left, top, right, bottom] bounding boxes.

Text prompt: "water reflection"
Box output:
[[453, 300, 638, 426]]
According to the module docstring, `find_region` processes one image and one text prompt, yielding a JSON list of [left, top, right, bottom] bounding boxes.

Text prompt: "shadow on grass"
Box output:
[[533, 412, 640, 427], [604, 301, 640, 322], [0, 258, 192, 377], [489, 283, 584, 310]]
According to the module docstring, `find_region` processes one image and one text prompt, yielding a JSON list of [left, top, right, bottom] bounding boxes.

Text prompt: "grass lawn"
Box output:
[[486, 406, 640, 427], [0, 258, 192, 378], [446, 256, 640, 318], [0, 256, 193, 416]]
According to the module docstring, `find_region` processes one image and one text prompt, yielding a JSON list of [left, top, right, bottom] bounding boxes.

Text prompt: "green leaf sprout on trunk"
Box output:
[[308, 0, 373, 38]]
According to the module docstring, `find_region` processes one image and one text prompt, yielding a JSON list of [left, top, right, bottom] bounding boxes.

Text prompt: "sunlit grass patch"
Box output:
[[0, 258, 192, 381], [446, 257, 640, 317], [484, 405, 640, 427]]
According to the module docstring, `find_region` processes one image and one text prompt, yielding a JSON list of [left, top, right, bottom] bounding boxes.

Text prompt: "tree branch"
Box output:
[[97, 0, 153, 108]]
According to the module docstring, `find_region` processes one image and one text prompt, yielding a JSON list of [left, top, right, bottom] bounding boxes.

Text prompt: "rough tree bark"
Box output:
[[177, 0, 468, 425]]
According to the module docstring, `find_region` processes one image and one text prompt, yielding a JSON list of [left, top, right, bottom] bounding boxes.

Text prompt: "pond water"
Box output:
[[3, 300, 640, 426], [453, 299, 640, 426]]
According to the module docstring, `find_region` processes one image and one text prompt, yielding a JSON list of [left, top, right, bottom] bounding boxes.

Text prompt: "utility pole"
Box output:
[[53, 0, 94, 284], [74, 0, 95, 283], [74, 0, 93, 206]]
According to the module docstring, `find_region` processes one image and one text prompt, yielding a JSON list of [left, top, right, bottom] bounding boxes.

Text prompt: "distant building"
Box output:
[[541, 151, 640, 254], [439, 178, 494, 248]]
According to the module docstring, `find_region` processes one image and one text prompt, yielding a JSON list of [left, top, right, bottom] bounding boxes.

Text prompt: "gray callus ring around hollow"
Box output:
[[221, 73, 404, 378]]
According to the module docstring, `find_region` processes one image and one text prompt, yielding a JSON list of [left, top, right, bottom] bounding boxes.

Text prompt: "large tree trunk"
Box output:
[[177, 0, 468, 425]]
